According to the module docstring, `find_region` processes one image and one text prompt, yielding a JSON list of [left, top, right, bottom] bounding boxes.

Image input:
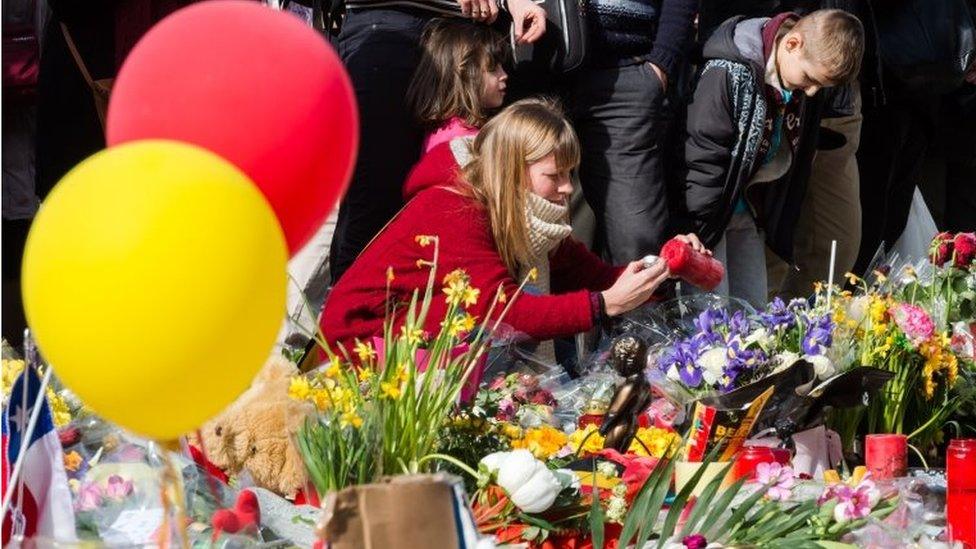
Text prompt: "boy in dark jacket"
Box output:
[[680, 9, 863, 307]]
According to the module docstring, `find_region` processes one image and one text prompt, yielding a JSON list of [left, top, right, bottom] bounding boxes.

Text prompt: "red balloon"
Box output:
[[106, 0, 358, 255]]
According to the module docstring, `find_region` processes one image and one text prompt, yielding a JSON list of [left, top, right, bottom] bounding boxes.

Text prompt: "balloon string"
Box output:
[[158, 446, 190, 549]]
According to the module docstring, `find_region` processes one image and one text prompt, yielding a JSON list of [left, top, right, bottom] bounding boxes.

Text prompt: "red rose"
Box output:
[[953, 232, 976, 268], [930, 232, 954, 265], [58, 426, 81, 448]]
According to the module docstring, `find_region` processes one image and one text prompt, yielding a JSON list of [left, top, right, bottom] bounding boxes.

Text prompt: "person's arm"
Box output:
[[684, 64, 736, 235], [550, 237, 624, 294], [644, 0, 697, 90], [457, 0, 545, 44]]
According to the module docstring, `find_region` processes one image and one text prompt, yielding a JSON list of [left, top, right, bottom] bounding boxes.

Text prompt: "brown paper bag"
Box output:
[[316, 474, 473, 549]]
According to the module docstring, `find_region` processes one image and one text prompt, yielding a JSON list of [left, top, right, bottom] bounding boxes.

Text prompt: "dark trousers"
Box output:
[[854, 91, 934, 274], [569, 61, 671, 264], [328, 8, 430, 282]]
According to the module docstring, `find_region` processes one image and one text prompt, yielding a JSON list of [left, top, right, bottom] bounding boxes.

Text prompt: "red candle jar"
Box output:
[[865, 434, 907, 480], [660, 238, 725, 291], [948, 438, 976, 548], [732, 445, 781, 482]]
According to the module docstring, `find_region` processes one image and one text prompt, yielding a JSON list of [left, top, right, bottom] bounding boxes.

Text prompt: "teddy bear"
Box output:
[[194, 354, 314, 498]]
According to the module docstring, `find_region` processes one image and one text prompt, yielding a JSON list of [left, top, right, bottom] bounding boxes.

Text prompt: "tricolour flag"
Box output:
[[2, 366, 76, 541]]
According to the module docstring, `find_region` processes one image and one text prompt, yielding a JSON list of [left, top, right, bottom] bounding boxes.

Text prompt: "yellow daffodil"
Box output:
[[354, 340, 377, 362], [415, 235, 435, 247], [386, 267, 395, 283], [288, 376, 312, 401], [325, 355, 342, 378], [381, 381, 402, 400], [340, 410, 364, 429], [401, 326, 425, 346], [462, 286, 480, 307], [357, 367, 375, 383]]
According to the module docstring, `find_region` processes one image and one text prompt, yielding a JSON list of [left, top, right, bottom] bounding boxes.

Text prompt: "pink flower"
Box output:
[[930, 232, 954, 266], [496, 399, 516, 421], [953, 232, 976, 268], [529, 389, 555, 406], [518, 374, 539, 391], [889, 303, 935, 347], [682, 534, 708, 549], [755, 462, 795, 501], [75, 482, 103, 512], [104, 475, 134, 501], [832, 480, 881, 524], [488, 376, 507, 391]]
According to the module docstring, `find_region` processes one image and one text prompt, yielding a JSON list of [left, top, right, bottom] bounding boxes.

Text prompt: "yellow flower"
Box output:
[[311, 388, 333, 411], [288, 377, 312, 401], [354, 340, 377, 362], [528, 267, 539, 282], [1, 359, 26, 398], [63, 451, 83, 472], [844, 272, 860, 285], [569, 424, 605, 455], [386, 267, 395, 284], [395, 364, 409, 383], [442, 273, 472, 307], [497, 287, 508, 303], [444, 313, 478, 337], [381, 381, 402, 400], [415, 235, 435, 247], [501, 423, 523, 440], [325, 355, 342, 378], [462, 286, 480, 307], [401, 326, 425, 346], [340, 410, 364, 429], [443, 269, 467, 286], [872, 270, 888, 283], [512, 426, 568, 460], [629, 427, 680, 458], [48, 390, 72, 428], [357, 367, 375, 383]]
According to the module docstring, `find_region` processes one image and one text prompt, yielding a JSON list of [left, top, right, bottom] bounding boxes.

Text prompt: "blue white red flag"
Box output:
[[2, 366, 76, 541]]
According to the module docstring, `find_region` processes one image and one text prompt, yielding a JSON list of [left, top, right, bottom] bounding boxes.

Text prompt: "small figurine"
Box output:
[[599, 335, 653, 452]]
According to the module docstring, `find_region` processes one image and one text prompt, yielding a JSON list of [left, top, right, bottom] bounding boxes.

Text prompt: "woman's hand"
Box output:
[[507, 0, 546, 44], [458, 0, 499, 22], [672, 233, 712, 255], [602, 260, 670, 317]]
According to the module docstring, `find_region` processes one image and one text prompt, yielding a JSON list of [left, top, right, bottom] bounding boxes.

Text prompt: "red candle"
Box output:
[[660, 238, 725, 291], [732, 445, 777, 482], [948, 438, 976, 548], [865, 434, 907, 480]]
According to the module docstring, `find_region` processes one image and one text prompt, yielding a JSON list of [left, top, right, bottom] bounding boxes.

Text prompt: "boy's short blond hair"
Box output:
[[793, 9, 865, 84]]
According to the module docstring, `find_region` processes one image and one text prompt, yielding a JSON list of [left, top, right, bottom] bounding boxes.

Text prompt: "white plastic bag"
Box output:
[[891, 187, 938, 262]]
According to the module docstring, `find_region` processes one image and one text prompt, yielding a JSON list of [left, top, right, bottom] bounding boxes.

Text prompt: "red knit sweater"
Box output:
[[320, 142, 624, 353]]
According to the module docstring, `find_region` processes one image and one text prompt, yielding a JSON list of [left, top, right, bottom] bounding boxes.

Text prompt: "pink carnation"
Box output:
[[890, 303, 935, 347], [954, 232, 976, 268]]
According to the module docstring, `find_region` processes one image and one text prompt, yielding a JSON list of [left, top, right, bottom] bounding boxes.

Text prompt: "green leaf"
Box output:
[[698, 476, 746, 540], [634, 457, 678, 549], [676, 461, 735, 539], [708, 480, 770, 541], [657, 454, 727, 548], [589, 463, 605, 549], [618, 453, 672, 546]]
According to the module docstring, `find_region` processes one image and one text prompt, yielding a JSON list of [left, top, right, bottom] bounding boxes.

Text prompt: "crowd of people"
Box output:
[[3, 0, 975, 357]]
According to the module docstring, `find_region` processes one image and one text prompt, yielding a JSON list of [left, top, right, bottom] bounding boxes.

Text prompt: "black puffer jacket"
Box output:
[[677, 15, 818, 262]]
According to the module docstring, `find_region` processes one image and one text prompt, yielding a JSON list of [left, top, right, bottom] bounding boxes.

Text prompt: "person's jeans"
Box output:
[[713, 212, 768, 309], [328, 8, 430, 282], [568, 61, 671, 264]]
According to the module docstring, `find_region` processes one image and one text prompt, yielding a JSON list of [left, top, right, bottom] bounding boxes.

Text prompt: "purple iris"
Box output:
[[729, 310, 751, 337], [661, 337, 704, 388], [802, 314, 834, 355], [761, 297, 795, 330], [694, 308, 729, 343], [787, 298, 811, 313]]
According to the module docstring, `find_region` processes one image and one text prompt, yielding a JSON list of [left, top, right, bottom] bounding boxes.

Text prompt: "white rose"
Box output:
[[698, 347, 728, 385], [480, 450, 562, 513], [806, 354, 835, 379], [744, 327, 773, 348]]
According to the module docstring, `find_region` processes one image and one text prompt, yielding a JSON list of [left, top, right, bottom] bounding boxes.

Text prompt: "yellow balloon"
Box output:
[[22, 140, 287, 440]]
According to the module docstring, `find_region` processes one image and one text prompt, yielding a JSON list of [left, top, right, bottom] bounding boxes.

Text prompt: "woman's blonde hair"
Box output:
[[407, 19, 509, 131], [459, 98, 580, 275]]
